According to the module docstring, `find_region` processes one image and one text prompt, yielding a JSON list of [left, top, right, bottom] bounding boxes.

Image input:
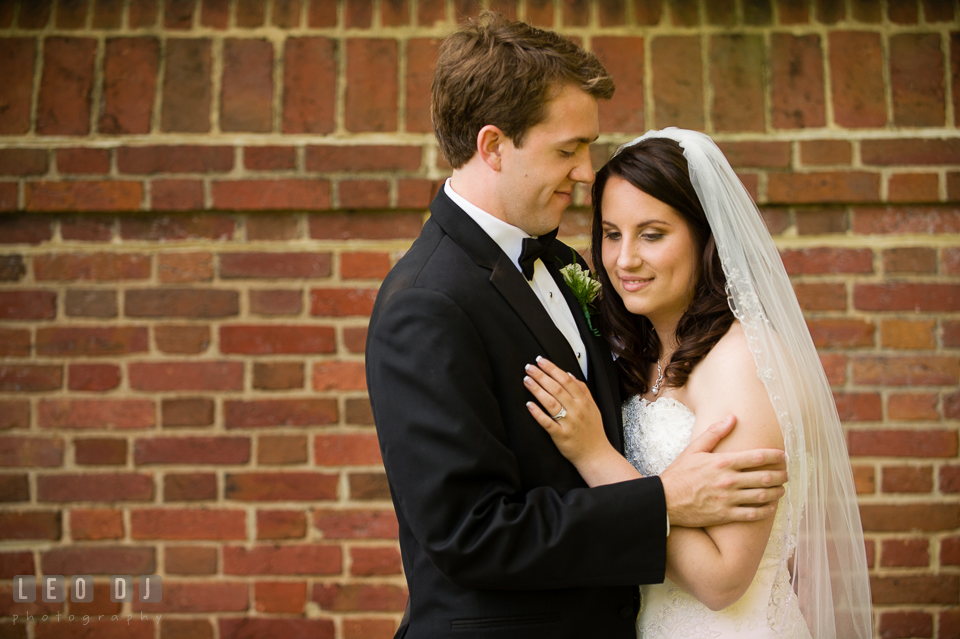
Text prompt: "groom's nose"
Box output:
[[569, 149, 595, 185]]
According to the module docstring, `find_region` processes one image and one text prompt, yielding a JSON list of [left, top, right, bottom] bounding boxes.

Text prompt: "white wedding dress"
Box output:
[[623, 395, 813, 639]]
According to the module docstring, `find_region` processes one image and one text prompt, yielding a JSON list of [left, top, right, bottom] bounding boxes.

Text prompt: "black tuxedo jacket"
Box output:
[[366, 189, 667, 638]]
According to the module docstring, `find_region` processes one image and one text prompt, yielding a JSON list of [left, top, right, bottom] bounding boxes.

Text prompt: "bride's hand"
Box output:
[[524, 357, 615, 469]]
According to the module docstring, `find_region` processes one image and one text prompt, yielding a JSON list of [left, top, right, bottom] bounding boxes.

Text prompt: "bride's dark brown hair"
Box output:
[[590, 137, 735, 397]]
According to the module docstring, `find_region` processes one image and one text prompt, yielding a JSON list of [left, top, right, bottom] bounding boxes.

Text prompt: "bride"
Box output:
[[524, 129, 872, 638]]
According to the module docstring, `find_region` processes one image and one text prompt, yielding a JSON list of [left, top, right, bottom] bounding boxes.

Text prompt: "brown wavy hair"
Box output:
[[590, 138, 735, 397]]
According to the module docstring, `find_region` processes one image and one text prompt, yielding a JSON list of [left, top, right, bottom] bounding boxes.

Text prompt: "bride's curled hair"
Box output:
[[591, 138, 735, 397]]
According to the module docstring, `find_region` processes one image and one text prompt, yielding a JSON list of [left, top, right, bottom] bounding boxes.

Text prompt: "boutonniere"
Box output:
[[560, 252, 601, 337]]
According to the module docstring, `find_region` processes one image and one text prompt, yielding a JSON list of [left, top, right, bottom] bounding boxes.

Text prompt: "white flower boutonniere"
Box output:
[[560, 257, 601, 337]]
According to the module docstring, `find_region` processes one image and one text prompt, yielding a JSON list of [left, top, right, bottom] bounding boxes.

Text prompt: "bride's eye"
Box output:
[[641, 232, 663, 241], [604, 230, 621, 240]]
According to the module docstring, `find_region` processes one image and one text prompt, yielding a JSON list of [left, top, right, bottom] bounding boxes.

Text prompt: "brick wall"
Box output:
[[0, 1, 958, 638]]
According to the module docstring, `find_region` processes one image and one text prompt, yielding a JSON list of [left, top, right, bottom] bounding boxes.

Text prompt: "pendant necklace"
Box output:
[[651, 357, 664, 395]]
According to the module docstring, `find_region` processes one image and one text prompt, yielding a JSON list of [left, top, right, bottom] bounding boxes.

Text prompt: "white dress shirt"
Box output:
[[444, 179, 588, 378]]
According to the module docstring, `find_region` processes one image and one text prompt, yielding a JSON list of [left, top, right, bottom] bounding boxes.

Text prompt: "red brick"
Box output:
[[310, 288, 377, 317], [882, 465, 934, 493], [343, 398, 373, 427], [308, 0, 337, 26], [861, 504, 959, 532], [0, 511, 60, 540], [92, 0, 124, 28], [257, 509, 307, 539], [313, 362, 367, 391], [162, 39, 212, 133], [668, 0, 698, 25], [36, 326, 148, 356], [344, 0, 372, 26], [220, 619, 334, 639], [224, 545, 340, 575], [156, 251, 212, 283], [313, 509, 398, 539], [246, 215, 300, 240], [943, 536, 960, 565], [850, 0, 881, 22], [0, 328, 29, 356], [166, 546, 218, 575], [339, 179, 390, 209], [68, 363, 121, 391], [0, 551, 34, 578], [254, 362, 305, 390], [0, 218, 53, 244], [596, 0, 625, 25], [60, 217, 113, 242], [99, 37, 159, 134], [939, 610, 960, 639], [310, 212, 422, 239], [851, 464, 875, 494], [129, 361, 243, 391], [220, 252, 331, 278], [74, 438, 127, 465], [855, 283, 960, 312], [863, 139, 960, 165], [719, 142, 790, 169], [945, 321, 960, 348], [282, 37, 336, 134], [39, 399, 154, 429], [592, 37, 644, 133], [314, 433, 381, 466], [38, 472, 154, 502], [312, 582, 407, 611], [250, 289, 303, 316], [225, 399, 338, 428], [882, 247, 938, 274], [344, 327, 368, 354], [848, 429, 957, 457], [162, 0, 192, 28], [257, 435, 308, 466], [793, 282, 847, 311], [0, 436, 64, 467], [41, 546, 154, 574], [0, 474, 30, 502], [64, 289, 119, 318], [155, 324, 211, 354], [341, 251, 391, 280], [406, 38, 440, 133], [780, 247, 873, 275], [56, 148, 111, 174], [650, 36, 703, 129], [0, 290, 56, 319], [221, 325, 334, 355], [162, 398, 214, 428], [767, 172, 880, 204], [135, 581, 248, 613], [164, 472, 217, 501], [887, 172, 939, 203], [0, 148, 48, 176], [221, 38, 273, 132], [135, 437, 250, 465], [800, 140, 851, 166], [122, 214, 235, 240], [709, 34, 764, 131], [829, 32, 886, 127], [125, 288, 239, 317], [272, 0, 302, 26], [236, 0, 266, 26], [212, 179, 331, 210], [944, 248, 960, 275], [35, 252, 149, 281], [0, 365, 62, 392], [16, 0, 51, 28], [119, 145, 232, 174], [350, 546, 401, 576], [397, 178, 439, 208], [244, 146, 296, 171], [878, 611, 933, 639], [0, 39, 35, 134], [132, 509, 246, 540], [70, 508, 124, 540], [225, 472, 338, 501], [25, 181, 144, 212], [128, 0, 158, 27], [0, 255, 25, 282], [854, 205, 960, 234], [415, 0, 444, 24], [888, 393, 939, 421], [343, 619, 397, 639], [345, 39, 398, 132], [815, 0, 844, 22], [560, 0, 588, 24], [871, 574, 958, 604], [37, 37, 96, 135], [306, 145, 421, 172], [380, 0, 408, 25], [855, 355, 958, 386], [349, 473, 390, 501], [889, 0, 919, 22], [254, 581, 307, 613], [806, 319, 873, 349]]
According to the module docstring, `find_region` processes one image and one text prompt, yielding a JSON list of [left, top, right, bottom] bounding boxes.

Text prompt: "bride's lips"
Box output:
[[619, 276, 652, 292]]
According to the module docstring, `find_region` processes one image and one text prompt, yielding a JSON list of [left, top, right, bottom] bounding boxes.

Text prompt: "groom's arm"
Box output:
[[367, 286, 667, 590]]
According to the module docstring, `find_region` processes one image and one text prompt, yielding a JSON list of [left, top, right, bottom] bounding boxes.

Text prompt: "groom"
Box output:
[[366, 14, 786, 639]]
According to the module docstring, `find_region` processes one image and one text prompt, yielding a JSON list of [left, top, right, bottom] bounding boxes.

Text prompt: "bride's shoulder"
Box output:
[[692, 321, 757, 382]]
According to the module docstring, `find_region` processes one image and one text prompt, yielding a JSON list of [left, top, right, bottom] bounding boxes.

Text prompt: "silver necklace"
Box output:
[[651, 358, 664, 395]]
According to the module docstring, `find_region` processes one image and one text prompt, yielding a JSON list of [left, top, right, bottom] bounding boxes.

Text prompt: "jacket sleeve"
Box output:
[[366, 286, 667, 590]]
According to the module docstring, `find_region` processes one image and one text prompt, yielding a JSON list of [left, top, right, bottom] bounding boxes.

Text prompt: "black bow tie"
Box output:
[[518, 228, 559, 280]]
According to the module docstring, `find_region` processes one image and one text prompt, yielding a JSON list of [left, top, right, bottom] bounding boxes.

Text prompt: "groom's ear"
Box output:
[[477, 125, 505, 172]]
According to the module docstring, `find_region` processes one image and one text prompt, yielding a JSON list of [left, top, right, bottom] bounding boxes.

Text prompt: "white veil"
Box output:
[[615, 129, 873, 638]]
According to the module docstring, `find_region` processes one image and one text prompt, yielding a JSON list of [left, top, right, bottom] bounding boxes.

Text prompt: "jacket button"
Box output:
[[619, 605, 633, 618]]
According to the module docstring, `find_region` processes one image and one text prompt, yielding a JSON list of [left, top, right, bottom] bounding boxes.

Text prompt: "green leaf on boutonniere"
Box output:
[[560, 251, 601, 337]]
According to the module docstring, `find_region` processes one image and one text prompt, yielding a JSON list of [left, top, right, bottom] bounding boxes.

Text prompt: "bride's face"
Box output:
[[600, 176, 698, 326]]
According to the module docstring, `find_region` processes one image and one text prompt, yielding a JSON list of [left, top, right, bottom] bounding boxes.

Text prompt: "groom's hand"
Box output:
[[659, 416, 787, 528]]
